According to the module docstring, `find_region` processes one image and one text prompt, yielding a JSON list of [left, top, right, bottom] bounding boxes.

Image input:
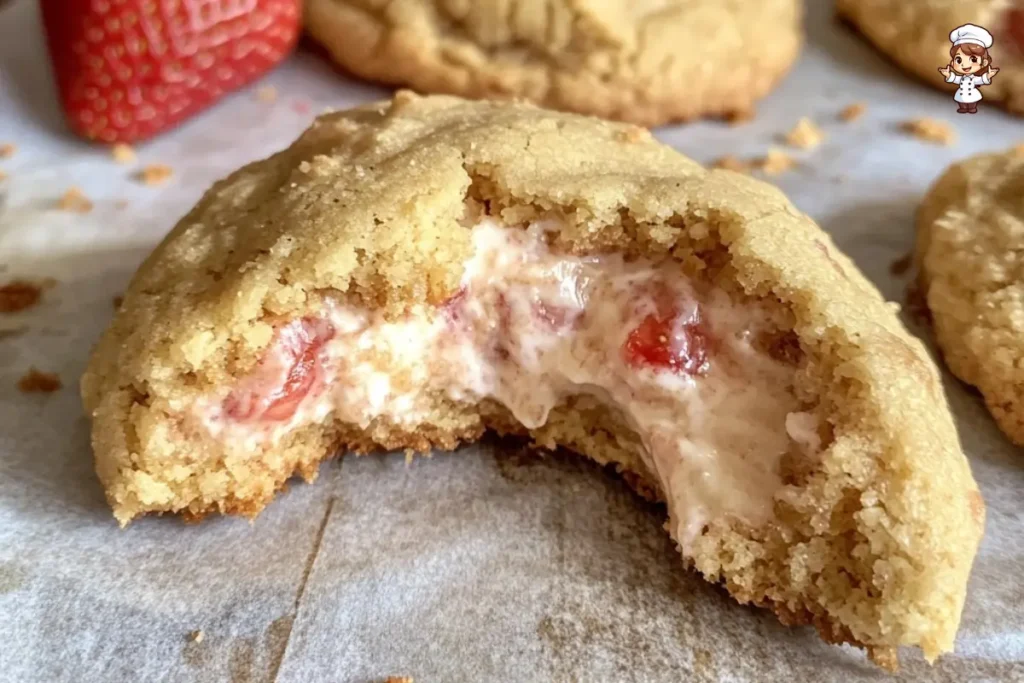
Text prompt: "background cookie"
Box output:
[[916, 146, 1024, 445], [303, 0, 803, 126], [838, 0, 1024, 115]]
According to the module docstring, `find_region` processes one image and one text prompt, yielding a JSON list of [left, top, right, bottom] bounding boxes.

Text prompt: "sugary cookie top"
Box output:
[[308, 0, 801, 74]]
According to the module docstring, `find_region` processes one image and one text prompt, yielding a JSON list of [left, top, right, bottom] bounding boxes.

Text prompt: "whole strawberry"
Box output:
[[41, 0, 301, 143]]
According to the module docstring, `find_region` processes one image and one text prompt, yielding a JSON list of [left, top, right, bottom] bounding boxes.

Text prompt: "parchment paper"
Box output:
[[0, 1, 1021, 681]]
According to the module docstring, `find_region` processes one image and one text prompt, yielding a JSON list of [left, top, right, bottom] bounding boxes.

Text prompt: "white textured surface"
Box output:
[[1, 1, 1022, 681]]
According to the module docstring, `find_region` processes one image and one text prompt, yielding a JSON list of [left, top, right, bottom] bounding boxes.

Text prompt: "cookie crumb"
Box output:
[[191, 630, 204, 643], [725, 109, 754, 126], [18, 368, 62, 393], [57, 187, 94, 213], [889, 253, 913, 276], [113, 295, 124, 308], [0, 280, 44, 313], [616, 126, 650, 144], [138, 164, 173, 185], [756, 148, 796, 176], [839, 103, 866, 122], [0, 143, 15, 158], [0, 170, 7, 182], [711, 156, 750, 173], [257, 85, 278, 103], [384, 677, 413, 683], [784, 118, 825, 149], [111, 143, 136, 164], [391, 90, 418, 109], [901, 118, 956, 145], [1013, 142, 1024, 156]]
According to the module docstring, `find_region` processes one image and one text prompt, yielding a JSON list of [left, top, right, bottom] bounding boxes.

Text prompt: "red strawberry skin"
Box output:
[[40, 0, 301, 143], [622, 311, 712, 376]]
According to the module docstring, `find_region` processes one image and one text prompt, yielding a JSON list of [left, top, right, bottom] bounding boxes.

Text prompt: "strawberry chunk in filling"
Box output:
[[220, 317, 335, 423], [200, 219, 819, 548], [623, 311, 712, 375]]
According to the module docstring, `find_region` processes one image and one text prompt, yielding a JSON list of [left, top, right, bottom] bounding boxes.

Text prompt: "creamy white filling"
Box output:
[[197, 219, 817, 549]]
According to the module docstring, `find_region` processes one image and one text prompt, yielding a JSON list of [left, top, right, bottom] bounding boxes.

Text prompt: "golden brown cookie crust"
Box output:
[[303, 0, 803, 126], [916, 146, 1024, 444], [838, 0, 1024, 115], [82, 92, 982, 665]]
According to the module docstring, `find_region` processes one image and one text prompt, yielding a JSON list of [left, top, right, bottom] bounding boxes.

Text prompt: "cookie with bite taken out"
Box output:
[[82, 92, 983, 669]]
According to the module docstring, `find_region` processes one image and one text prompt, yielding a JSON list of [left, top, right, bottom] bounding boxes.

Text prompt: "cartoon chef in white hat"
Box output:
[[938, 24, 1000, 113]]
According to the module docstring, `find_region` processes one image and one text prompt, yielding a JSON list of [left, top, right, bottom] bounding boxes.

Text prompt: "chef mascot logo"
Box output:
[[939, 24, 1000, 113]]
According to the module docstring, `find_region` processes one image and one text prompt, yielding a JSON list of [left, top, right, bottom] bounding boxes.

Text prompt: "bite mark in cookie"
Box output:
[[197, 219, 815, 548]]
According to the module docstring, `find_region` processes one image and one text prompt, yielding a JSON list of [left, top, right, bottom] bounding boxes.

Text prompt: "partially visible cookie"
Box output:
[[304, 0, 803, 126], [838, 0, 1024, 115], [917, 146, 1024, 444]]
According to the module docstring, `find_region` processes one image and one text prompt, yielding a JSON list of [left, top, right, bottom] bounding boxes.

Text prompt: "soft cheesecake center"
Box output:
[[199, 219, 818, 547]]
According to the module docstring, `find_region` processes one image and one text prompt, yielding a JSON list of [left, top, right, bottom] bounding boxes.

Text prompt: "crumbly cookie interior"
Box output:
[[193, 216, 820, 554]]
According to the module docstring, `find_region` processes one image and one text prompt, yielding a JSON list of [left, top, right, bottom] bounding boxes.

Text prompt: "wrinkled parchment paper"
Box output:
[[1, 1, 1022, 681]]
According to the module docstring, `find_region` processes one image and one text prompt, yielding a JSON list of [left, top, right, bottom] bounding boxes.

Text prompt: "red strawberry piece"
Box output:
[[261, 346, 318, 421], [622, 310, 712, 376], [40, 0, 301, 143], [225, 316, 334, 423]]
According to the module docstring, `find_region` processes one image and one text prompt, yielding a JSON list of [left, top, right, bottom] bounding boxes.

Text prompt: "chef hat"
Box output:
[[949, 24, 994, 49]]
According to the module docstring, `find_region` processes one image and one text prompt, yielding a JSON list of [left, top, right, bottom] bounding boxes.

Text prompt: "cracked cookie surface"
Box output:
[[304, 0, 803, 126], [838, 0, 1024, 115], [917, 146, 1024, 444]]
